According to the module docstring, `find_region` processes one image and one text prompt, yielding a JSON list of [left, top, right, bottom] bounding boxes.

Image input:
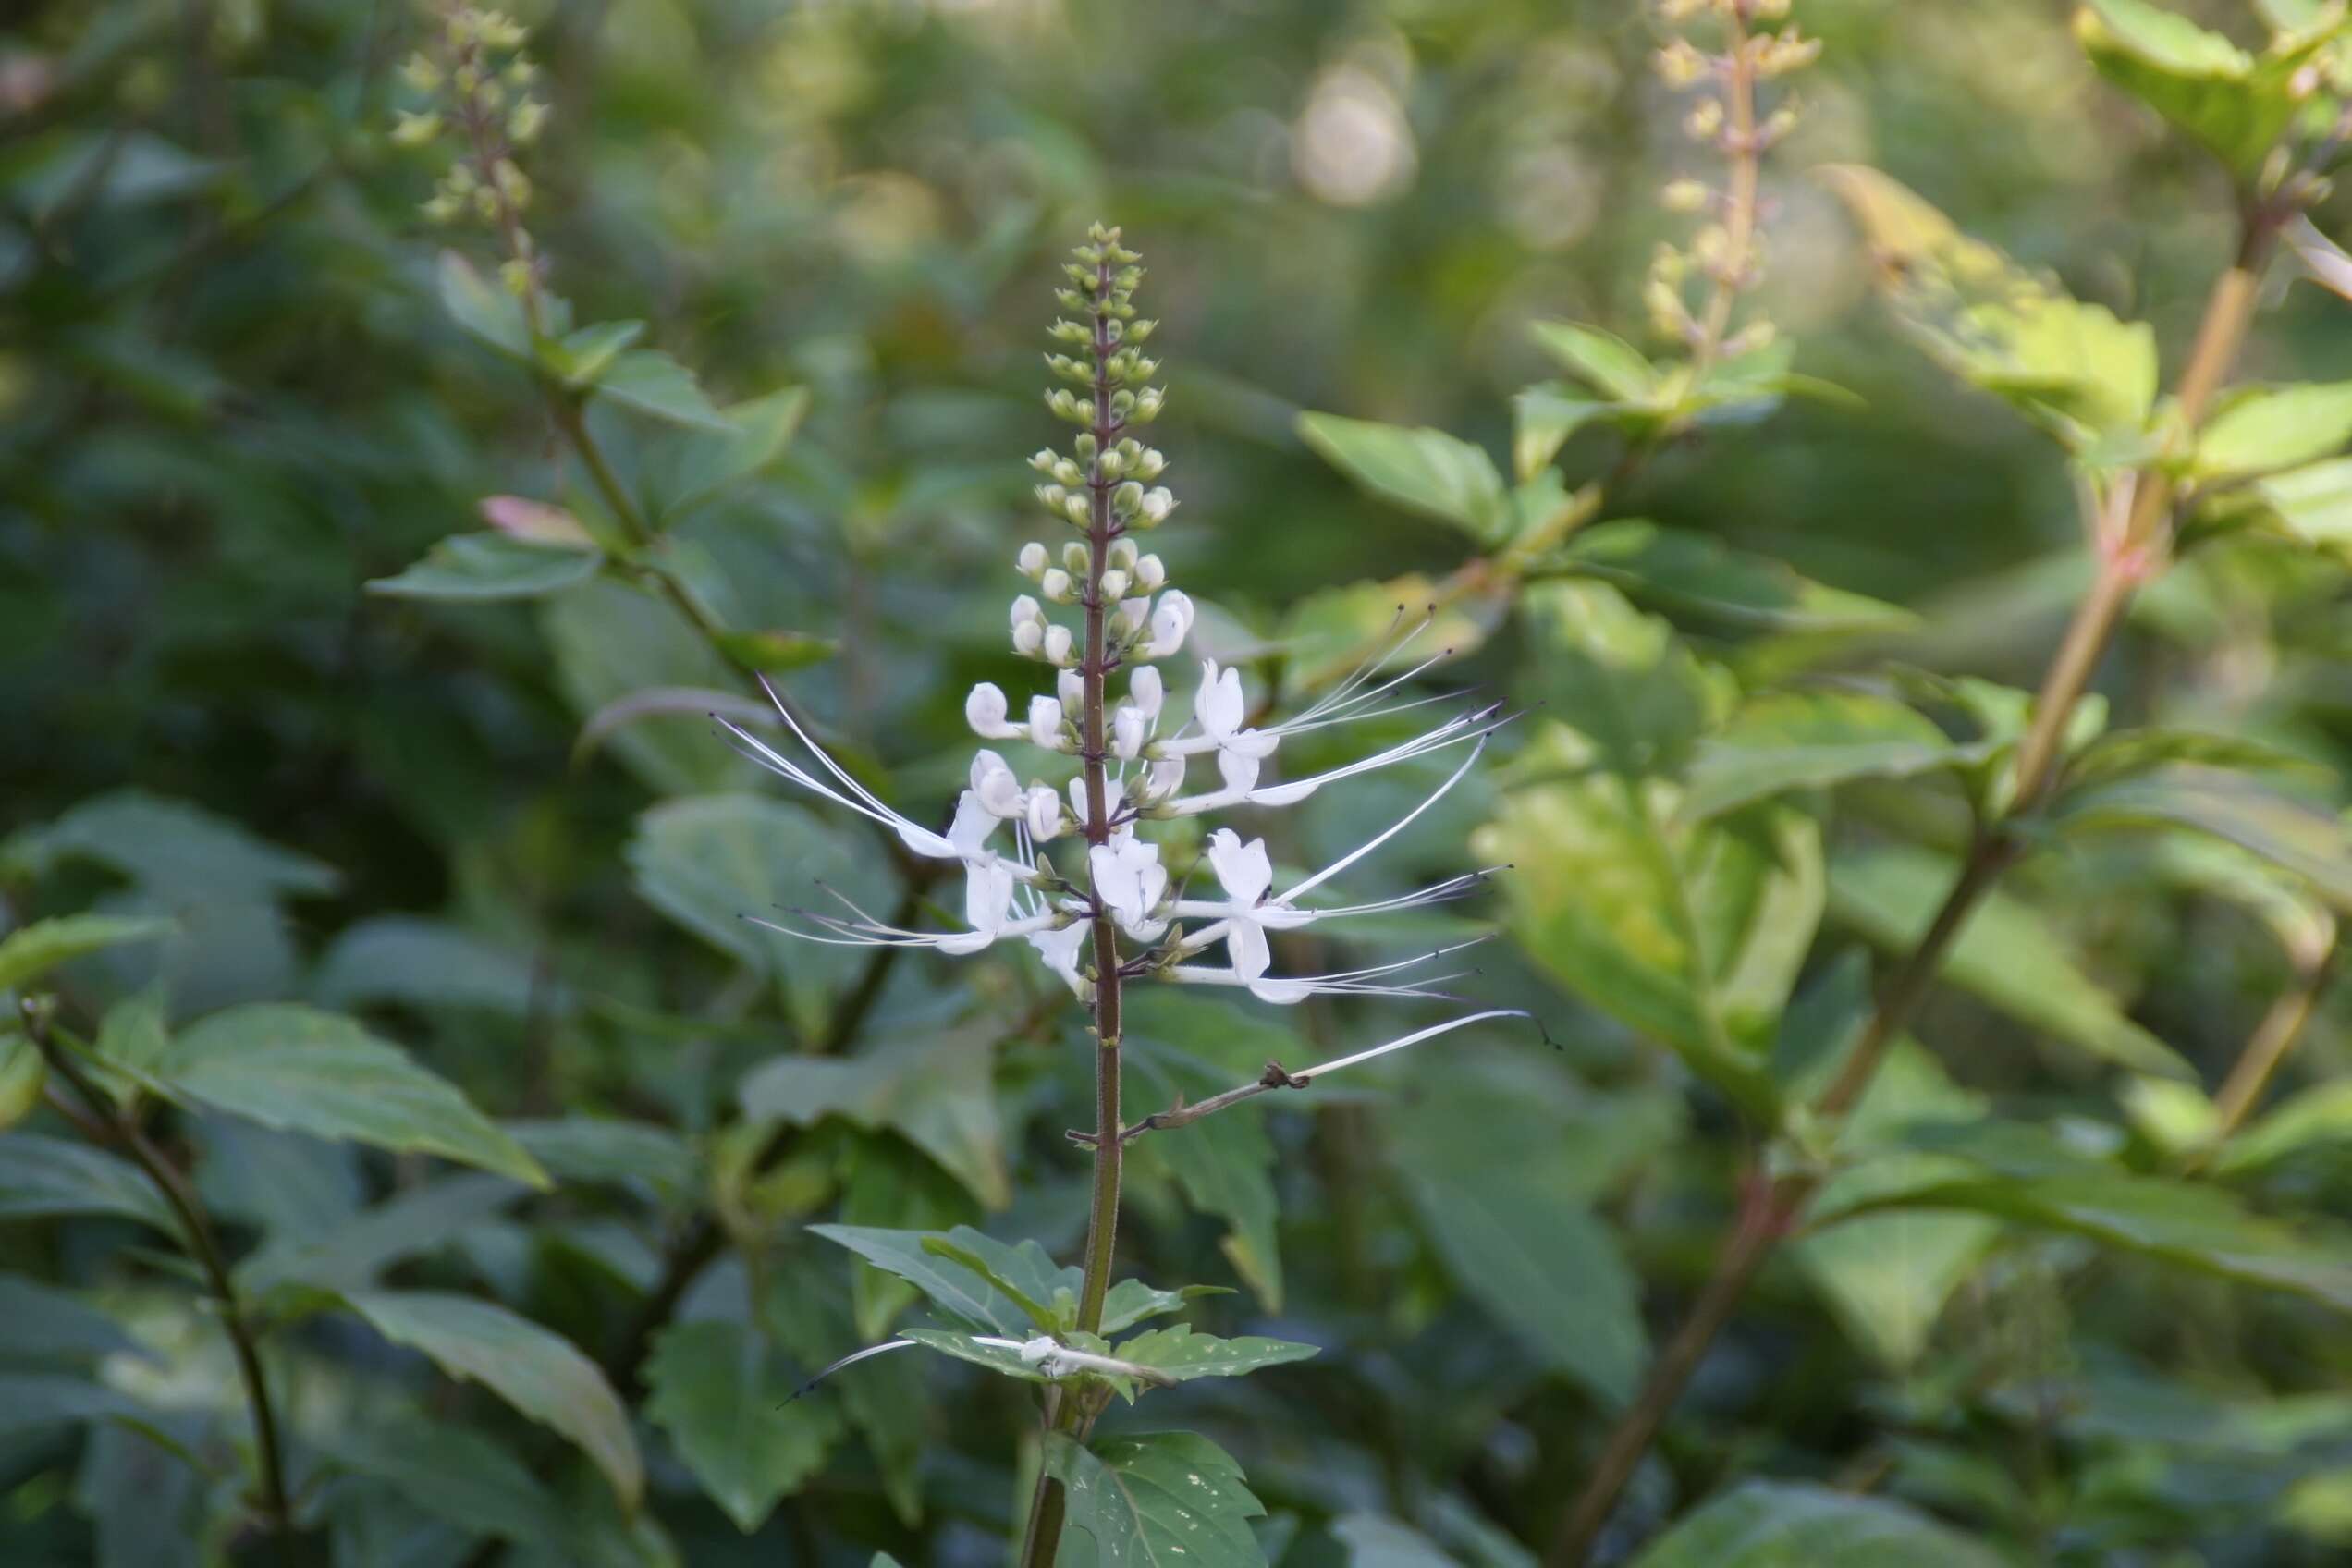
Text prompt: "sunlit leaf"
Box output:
[[1684, 689, 1966, 820], [1298, 413, 1512, 545], [1551, 520, 1916, 636]]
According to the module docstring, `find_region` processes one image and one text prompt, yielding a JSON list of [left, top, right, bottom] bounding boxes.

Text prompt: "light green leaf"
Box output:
[[739, 1029, 1006, 1208], [1529, 321, 1660, 402], [367, 533, 603, 601], [1520, 580, 1721, 778], [1823, 165, 2157, 449], [1400, 1159, 1646, 1406], [1684, 690, 1966, 820], [0, 1134, 177, 1233], [1553, 520, 1916, 636], [1477, 755, 1820, 1112], [0, 914, 176, 991], [1819, 1147, 2352, 1311], [1298, 412, 1511, 545], [2219, 1082, 2352, 1174], [0, 1032, 43, 1131], [1793, 1044, 2001, 1368], [2076, 0, 2326, 174], [593, 349, 733, 431], [1108, 1324, 1318, 1384], [807, 1224, 1037, 1337], [708, 628, 836, 674], [2196, 383, 2352, 476], [1827, 845, 2194, 1079], [2053, 766, 2352, 913], [643, 1319, 840, 1532], [1098, 1279, 1232, 1336], [1628, 1480, 2007, 1567], [342, 1290, 643, 1510], [437, 251, 531, 360], [148, 1004, 547, 1186], [1047, 1430, 1268, 1568], [628, 792, 899, 1042], [538, 320, 646, 386], [1513, 385, 1611, 482]]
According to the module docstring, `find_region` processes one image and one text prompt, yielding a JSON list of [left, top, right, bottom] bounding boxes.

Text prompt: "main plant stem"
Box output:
[[1021, 251, 1128, 1568], [1547, 219, 2279, 1568], [26, 1011, 294, 1537]]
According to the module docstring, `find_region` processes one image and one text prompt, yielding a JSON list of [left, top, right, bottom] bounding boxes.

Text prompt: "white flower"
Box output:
[[1139, 486, 1175, 523], [1041, 568, 1074, 603], [1110, 596, 1151, 641], [1130, 665, 1164, 723], [1135, 554, 1165, 592], [1193, 659, 1280, 759], [1112, 704, 1146, 760], [1044, 624, 1075, 666], [966, 681, 1023, 741], [972, 749, 1026, 818], [1089, 829, 1168, 940], [1027, 921, 1091, 998], [1138, 590, 1193, 659], [1028, 694, 1066, 750], [1059, 668, 1084, 715], [1017, 542, 1047, 577], [1024, 784, 1063, 841]]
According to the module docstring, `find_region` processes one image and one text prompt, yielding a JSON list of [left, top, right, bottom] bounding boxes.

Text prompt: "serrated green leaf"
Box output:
[[1823, 165, 2157, 449], [740, 1030, 1006, 1208], [1529, 321, 1660, 401], [2076, 0, 2322, 174], [808, 1224, 1036, 1337], [0, 914, 176, 991], [342, 1290, 642, 1509], [593, 349, 733, 431], [1047, 1430, 1268, 1567], [1098, 1279, 1232, 1336], [2053, 766, 2352, 912], [628, 792, 899, 1043], [1793, 1044, 2000, 1368], [920, 1230, 1073, 1329], [147, 1004, 547, 1186], [1552, 520, 1915, 636], [540, 320, 646, 386], [643, 1319, 840, 1532], [1108, 1324, 1318, 1384], [323, 1415, 570, 1550], [368, 533, 603, 601], [1628, 1480, 2007, 1567], [0, 1134, 177, 1233], [2196, 383, 2352, 477], [437, 251, 532, 360], [1827, 845, 2194, 1079], [1298, 412, 1511, 545], [1400, 1160, 1646, 1405], [1684, 689, 1967, 820], [1512, 385, 1611, 482], [653, 387, 813, 519], [1520, 580, 1719, 778]]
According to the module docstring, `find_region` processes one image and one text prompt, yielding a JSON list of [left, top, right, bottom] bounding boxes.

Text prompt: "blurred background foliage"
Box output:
[[10, 0, 2352, 1564]]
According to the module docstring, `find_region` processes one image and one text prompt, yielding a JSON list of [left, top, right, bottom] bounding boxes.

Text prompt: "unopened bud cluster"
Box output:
[[392, 3, 549, 296], [1646, 0, 1816, 352]]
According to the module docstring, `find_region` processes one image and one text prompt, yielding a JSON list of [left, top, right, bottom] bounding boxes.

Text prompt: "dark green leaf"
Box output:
[[807, 1224, 1037, 1337], [367, 533, 602, 602], [147, 1004, 547, 1186], [740, 1029, 1006, 1208], [2053, 766, 2352, 913], [342, 1289, 643, 1509], [643, 1319, 840, 1532], [1047, 1430, 1268, 1567], [0, 1133, 177, 1233], [1108, 1324, 1318, 1384], [1628, 1480, 2007, 1567], [1827, 846, 2194, 1079], [324, 1415, 570, 1550], [0, 1275, 148, 1365], [593, 349, 733, 431]]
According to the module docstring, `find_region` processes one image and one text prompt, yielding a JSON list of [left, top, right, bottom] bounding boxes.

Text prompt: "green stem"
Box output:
[[26, 1011, 295, 1537]]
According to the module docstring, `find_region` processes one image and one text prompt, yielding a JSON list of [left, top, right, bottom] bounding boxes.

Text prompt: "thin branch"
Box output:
[[1546, 199, 2286, 1568], [2205, 925, 2341, 1155], [1067, 1060, 1312, 1146], [23, 1005, 296, 1537]]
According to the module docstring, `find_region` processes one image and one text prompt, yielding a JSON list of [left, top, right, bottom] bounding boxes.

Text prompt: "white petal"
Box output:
[[1024, 784, 1062, 841], [1205, 828, 1274, 905], [1130, 665, 1164, 722], [1028, 694, 1063, 749], [1227, 917, 1271, 982], [1217, 747, 1260, 795], [1113, 705, 1145, 760], [965, 681, 1011, 736], [1197, 660, 1244, 740]]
